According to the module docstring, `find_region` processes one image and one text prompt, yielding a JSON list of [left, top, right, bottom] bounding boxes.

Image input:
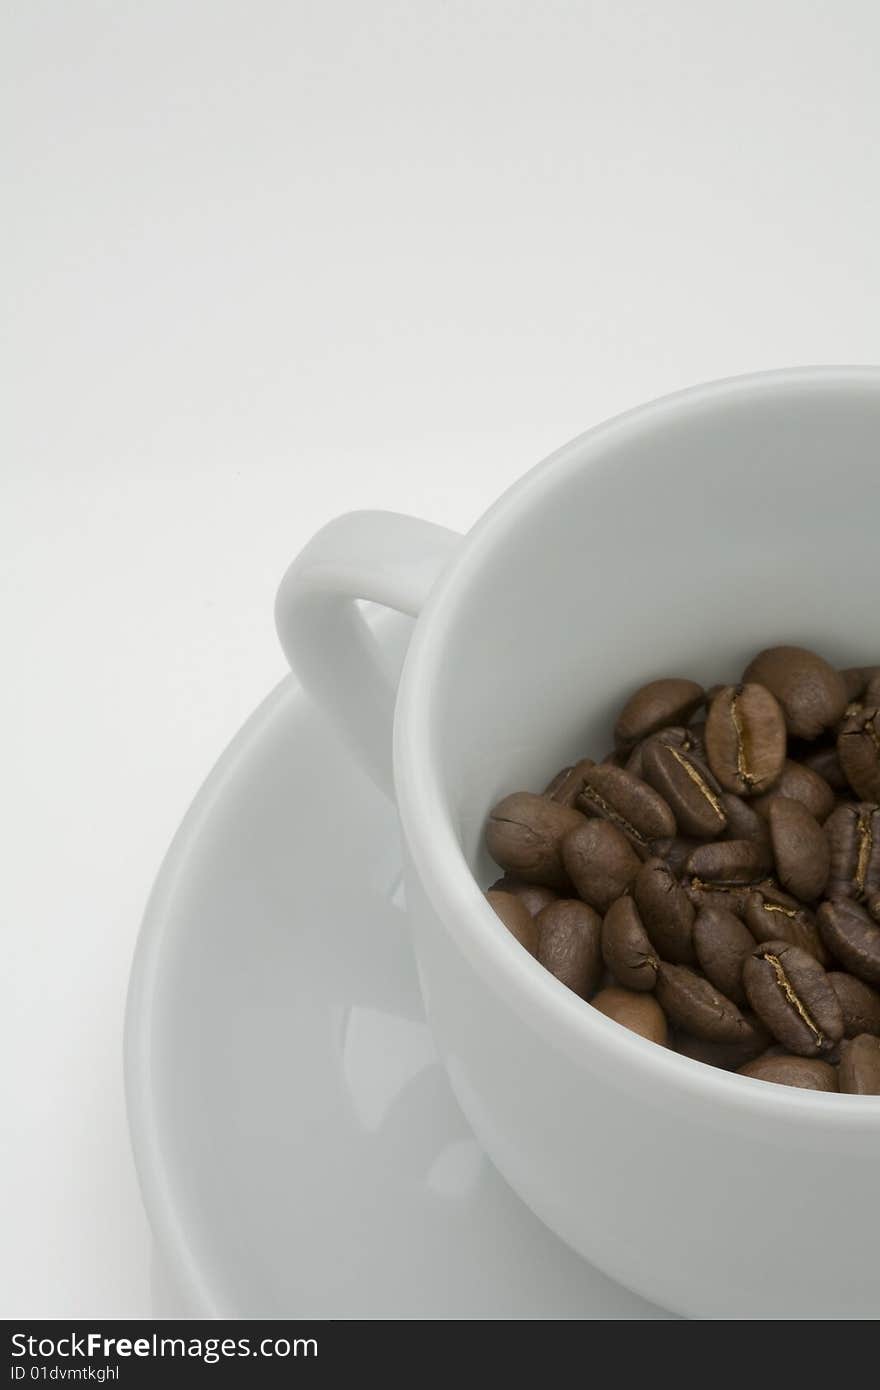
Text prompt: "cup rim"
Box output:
[[394, 365, 880, 1126]]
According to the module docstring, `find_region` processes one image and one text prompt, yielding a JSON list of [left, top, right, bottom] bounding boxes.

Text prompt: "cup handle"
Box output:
[[275, 510, 462, 798]]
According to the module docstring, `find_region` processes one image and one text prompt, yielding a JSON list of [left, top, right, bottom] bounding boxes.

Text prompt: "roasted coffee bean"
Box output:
[[624, 726, 701, 778], [841, 667, 873, 702], [622, 744, 645, 778], [485, 891, 539, 955], [484, 645, 880, 1095], [544, 765, 573, 798], [825, 802, 880, 904], [591, 986, 668, 1045], [648, 836, 700, 876], [685, 839, 773, 884], [655, 963, 749, 1042], [600, 748, 629, 768], [841, 666, 880, 703], [795, 741, 849, 792], [614, 678, 705, 748], [705, 684, 786, 794], [544, 757, 597, 806], [693, 907, 755, 1006], [838, 1034, 880, 1094], [674, 1014, 770, 1070], [535, 900, 602, 998], [561, 820, 642, 913], [486, 792, 585, 888], [737, 1055, 839, 1091], [817, 899, 880, 986], [634, 857, 696, 964], [719, 794, 772, 845], [743, 941, 843, 1056], [750, 1042, 807, 1060], [743, 645, 849, 741], [576, 764, 676, 850], [684, 877, 759, 919], [488, 876, 558, 916], [641, 741, 727, 839], [742, 886, 828, 965], [601, 895, 659, 991], [838, 705, 880, 801], [827, 972, 880, 1038], [751, 759, 836, 824], [767, 797, 830, 902]]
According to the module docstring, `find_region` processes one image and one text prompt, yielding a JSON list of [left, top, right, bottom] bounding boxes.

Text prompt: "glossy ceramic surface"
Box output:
[[124, 615, 665, 1318], [278, 369, 880, 1318]]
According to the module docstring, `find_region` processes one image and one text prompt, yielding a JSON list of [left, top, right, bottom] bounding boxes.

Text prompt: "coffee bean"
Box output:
[[751, 759, 836, 824], [484, 645, 880, 1096], [600, 748, 629, 768], [838, 705, 880, 801], [838, 1034, 880, 1094], [562, 820, 642, 913], [535, 899, 603, 997], [614, 678, 705, 747], [685, 839, 773, 884], [753, 1042, 810, 1060], [624, 725, 703, 779], [674, 1013, 769, 1067], [827, 972, 880, 1038], [719, 793, 772, 845], [641, 741, 727, 839], [576, 764, 676, 850], [655, 963, 749, 1042], [684, 877, 759, 918], [486, 792, 585, 888], [591, 986, 668, 1045], [817, 899, 880, 987], [742, 886, 828, 965], [743, 941, 843, 1056], [634, 857, 696, 964], [601, 895, 659, 991], [485, 891, 539, 955], [544, 757, 596, 806], [841, 668, 871, 702], [648, 836, 700, 876], [544, 766, 573, 798], [840, 666, 880, 703], [743, 645, 849, 741], [737, 1055, 839, 1091], [693, 907, 755, 1005], [825, 802, 880, 904], [705, 684, 786, 794], [674, 1014, 770, 1070], [488, 876, 558, 916], [767, 797, 830, 902], [794, 741, 850, 791]]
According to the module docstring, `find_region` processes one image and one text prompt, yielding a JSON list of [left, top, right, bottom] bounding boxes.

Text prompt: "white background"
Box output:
[[3, 0, 880, 1317]]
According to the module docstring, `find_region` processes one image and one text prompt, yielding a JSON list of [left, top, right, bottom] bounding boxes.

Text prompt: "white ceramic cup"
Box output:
[[275, 367, 880, 1318]]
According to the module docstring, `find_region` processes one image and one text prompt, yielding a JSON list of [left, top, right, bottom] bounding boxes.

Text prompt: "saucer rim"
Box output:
[[124, 675, 295, 1319]]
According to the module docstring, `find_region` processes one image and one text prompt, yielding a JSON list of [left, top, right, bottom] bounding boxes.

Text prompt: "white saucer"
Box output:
[[125, 613, 666, 1319]]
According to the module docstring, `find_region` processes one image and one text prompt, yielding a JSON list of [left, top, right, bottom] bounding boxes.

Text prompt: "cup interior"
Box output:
[[407, 370, 879, 908]]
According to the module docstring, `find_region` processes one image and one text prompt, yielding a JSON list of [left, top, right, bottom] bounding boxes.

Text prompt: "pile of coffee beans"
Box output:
[[484, 646, 880, 1094]]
